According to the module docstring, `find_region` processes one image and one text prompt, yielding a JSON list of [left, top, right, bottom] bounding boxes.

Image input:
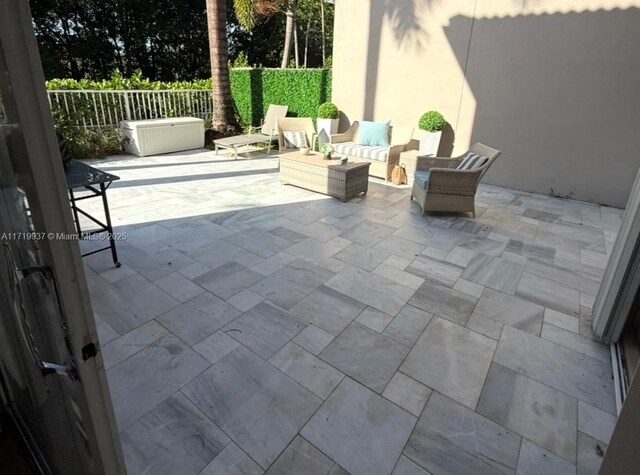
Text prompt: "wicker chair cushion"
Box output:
[[332, 142, 388, 162], [414, 170, 430, 189], [283, 131, 308, 149]]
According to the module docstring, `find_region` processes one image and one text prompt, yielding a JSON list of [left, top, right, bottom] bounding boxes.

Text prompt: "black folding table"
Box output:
[[64, 159, 121, 268]]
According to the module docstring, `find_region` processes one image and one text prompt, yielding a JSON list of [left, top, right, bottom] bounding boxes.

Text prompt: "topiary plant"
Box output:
[[318, 102, 339, 119], [418, 111, 445, 132]]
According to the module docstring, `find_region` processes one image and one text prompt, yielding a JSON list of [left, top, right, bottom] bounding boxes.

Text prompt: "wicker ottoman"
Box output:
[[279, 151, 370, 202]]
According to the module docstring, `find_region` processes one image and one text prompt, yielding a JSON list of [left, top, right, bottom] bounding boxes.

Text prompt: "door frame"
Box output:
[[0, 1, 125, 473]]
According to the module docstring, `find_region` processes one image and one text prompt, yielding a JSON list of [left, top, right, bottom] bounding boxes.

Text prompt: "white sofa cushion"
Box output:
[[332, 141, 389, 162]]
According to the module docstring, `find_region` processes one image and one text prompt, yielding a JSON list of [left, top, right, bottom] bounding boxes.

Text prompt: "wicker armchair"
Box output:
[[277, 117, 317, 152], [410, 142, 501, 218]]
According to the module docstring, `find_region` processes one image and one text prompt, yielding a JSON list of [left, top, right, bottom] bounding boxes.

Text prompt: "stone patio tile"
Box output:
[[334, 242, 389, 271], [401, 317, 496, 409], [292, 324, 335, 355], [251, 251, 297, 276], [289, 285, 366, 335], [107, 334, 210, 428], [462, 254, 524, 295], [270, 343, 344, 399], [177, 261, 211, 280], [186, 239, 247, 269], [382, 254, 413, 271], [494, 326, 615, 414], [577, 432, 607, 475], [200, 442, 263, 475], [444, 246, 478, 267], [99, 263, 137, 283], [544, 308, 580, 333], [505, 238, 556, 263], [195, 261, 265, 300], [222, 301, 304, 359], [182, 346, 321, 469], [325, 266, 415, 316], [102, 321, 169, 369], [404, 392, 521, 475], [408, 281, 477, 326], [578, 401, 617, 444], [517, 272, 581, 315], [157, 292, 241, 346], [356, 307, 394, 332], [265, 436, 335, 475], [193, 331, 240, 364], [284, 207, 326, 225], [224, 228, 292, 258], [516, 439, 576, 475], [382, 305, 433, 347], [478, 363, 578, 462], [251, 258, 334, 309], [268, 225, 308, 244], [120, 392, 229, 475], [541, 323, 610, 363], [285, 237, 348, 264], [301, 378, 416, 475], [466, 313, 504, 340], [154, 271, 205, 302], [94, 312, 119, 344], [453, 277, 485, 298], [406, 255, 463, 287], [320, 322, 409, 393], [373, 264, 425, 290], [382, 372, 432, 417], [392, 455, 430, 475], [226, 288, 264, 312], [474, 288, 544, 336], [339, 220, 397, 246], [374, 235, 426, 261]]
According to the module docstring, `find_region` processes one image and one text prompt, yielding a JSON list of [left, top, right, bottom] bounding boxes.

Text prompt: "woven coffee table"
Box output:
[[279, 151, 370, 202]]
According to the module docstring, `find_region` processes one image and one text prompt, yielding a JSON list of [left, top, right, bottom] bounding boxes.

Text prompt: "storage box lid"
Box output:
[[120, 117, 204, 129]]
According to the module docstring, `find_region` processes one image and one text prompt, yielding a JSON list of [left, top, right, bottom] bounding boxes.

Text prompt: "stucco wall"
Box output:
[[332, 0, 640, 207]]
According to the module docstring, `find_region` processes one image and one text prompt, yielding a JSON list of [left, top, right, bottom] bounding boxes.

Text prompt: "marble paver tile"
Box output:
[[494, 326, 615, 414], [474, 288, 544, 336], [576, 432, 607, 475], [193, 331, 240, 364], [466, 313, 504, 340], [301, 378, 416, 475], [200, 442, 263, 475], [121, 392, 229, 475], [401, 317, 496, 409], [462, 254, 524, 294], [107, 334, 210, 428], [541, 323, 610, 363], [289, 285, 366, 335], [222, 301, 304, 358], [477, 363, 578, 462], [516, 439, 576, 475], [356, 307, 394, 332], [270, 343, 344, 399], [408, 281, 477, 326], [406, 255, 463, 287], [516, 272, 580, 315], [383, 305, 433, 347], [265, 436, 335, 475], [158, 292, 241, 345], [286, 237, 349, 264], [251, 259, 334, 309], [102, 321, 169, 369], [292, 324, 335, 355], [182, 346, 321, 469], [320, 322, 409, 393], [544, 308, 580, 333], [154, 271, 205, 302], [195, 261, 265, 300], [578, 401, 617, 444], [392, 455, 430, 475], [325, 266, 415, 316], [382, 372, 432, 417], [404, 392, 521, 475], [334, 242, 389, 271]]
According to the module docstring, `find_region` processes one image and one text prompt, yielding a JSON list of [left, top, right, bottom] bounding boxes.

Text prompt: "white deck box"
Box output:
[[120, 117, 205, 157]]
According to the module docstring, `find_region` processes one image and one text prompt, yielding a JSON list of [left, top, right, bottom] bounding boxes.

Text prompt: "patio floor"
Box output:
[[82, 148, 621, 475]]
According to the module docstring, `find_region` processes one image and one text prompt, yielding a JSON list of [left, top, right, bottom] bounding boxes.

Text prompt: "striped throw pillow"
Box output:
[[457, 152, 488, 170], [283, 131, 308, 149]]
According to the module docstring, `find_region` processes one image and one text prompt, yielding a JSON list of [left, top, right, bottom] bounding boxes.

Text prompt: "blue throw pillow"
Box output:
[[358, 120, 390, 147]]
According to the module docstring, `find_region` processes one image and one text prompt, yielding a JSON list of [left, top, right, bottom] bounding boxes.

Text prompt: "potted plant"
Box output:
[[317, 102, 340, 138], [418, 111, 445, 156]]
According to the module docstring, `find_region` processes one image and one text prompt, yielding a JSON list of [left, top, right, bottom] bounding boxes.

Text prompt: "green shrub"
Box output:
[[418, 111, 445, 132], [317, 102, 339, 119]]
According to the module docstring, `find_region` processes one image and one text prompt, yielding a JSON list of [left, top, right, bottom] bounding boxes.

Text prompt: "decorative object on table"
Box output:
[[391, 163, 406, 185], [300, 147, 310, 155], [321, 143, 334, 159], [340, 157, 348, 164], [418, 110, 445, 157], [317, 102, 340, 138]]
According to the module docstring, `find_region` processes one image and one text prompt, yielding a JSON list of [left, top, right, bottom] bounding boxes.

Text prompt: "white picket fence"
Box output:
[[47, 89, 213, 130]]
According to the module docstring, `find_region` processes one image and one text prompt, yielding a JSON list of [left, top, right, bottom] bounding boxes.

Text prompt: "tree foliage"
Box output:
[[31, 0, 334, 80]]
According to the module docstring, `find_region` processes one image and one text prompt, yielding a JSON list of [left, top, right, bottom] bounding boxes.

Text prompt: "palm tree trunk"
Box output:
[[320, 0, 326, 65], [206, 0, 238, 132], [304, 13, 311, 68], [293, 12, 299, 68], [280, 2, 296, 68]]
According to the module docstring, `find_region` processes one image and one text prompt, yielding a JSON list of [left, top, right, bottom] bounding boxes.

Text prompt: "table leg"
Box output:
[[68, 188, 82, 236], [100, 182, 120, 268]]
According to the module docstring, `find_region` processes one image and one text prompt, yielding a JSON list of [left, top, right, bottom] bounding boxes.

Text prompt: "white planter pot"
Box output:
[[317, 118, 339, 137], [418, 130, 442, 156]]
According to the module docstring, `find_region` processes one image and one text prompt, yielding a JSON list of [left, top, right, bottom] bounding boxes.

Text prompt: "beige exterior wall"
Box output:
[[332, 0, 640, 207]]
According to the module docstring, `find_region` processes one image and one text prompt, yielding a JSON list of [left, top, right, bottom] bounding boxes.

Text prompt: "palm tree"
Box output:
[[206, 0, 239, 133]]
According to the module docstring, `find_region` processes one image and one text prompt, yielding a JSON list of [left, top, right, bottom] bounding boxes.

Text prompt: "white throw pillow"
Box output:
[[457, 152, 488, 170], [283, 131, 308, 149]]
